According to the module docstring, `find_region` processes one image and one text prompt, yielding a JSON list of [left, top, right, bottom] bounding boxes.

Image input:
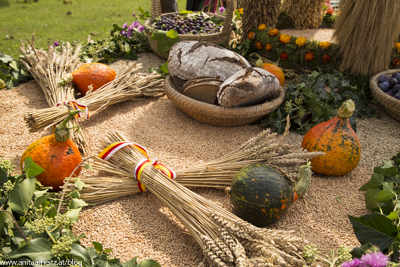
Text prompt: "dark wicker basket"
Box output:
[[370, 69, 400, 122], [164, 75, 286, 127], [144, 0, 233, 59]]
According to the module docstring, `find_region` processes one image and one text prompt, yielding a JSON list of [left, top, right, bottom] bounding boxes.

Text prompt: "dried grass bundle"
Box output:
[[333, 0, 400, 77], [283, 0, 325, 29], [66, 131, 309, 267], [241, 0, 281, 38], [67, 123, 324, 205], [19, 35, 87, 151], [23, 62, 164, 147]]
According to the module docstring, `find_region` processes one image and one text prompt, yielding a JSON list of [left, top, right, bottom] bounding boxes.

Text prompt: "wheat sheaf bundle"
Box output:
[[69, 131, 311, 267], [67, 123, 324, 205], [283, 0, 325, 30], [23, 58, 164, 153], [19, 35, 88, 151]]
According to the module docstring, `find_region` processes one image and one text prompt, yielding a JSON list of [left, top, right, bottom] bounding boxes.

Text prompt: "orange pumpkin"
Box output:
[[59, 63, 116, 96], [301, 100, 361, 176], [20, 110, 82, 191], [262, 63, 285, 86]]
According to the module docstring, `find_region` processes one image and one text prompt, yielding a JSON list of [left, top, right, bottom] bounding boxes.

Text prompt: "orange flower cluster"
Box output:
[[393, 58, 400, 66], [247, 32, 255, 40], [256, 41, 263, 50], [326, 10, 334, 15], [319, 41, 331, 50], [258, 23, 267, 31], [279, 34, 291, 44], [295, 37, 307, 47], [265, 43, 273, 51], [268, 28, 279, 37], [280, 52, 288, 61], [305, 52, 314, 61], [323, 54, 331, 62], [395, 42, 400, 52]]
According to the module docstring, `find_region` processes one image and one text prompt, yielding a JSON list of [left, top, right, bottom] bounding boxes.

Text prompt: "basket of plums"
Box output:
[[370, 70, 400, 122]]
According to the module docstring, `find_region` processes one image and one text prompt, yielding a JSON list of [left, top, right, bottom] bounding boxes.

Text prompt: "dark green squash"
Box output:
[[228, 162, 312, 227]]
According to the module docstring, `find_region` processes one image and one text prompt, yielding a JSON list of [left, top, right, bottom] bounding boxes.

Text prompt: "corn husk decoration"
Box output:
[[64, 130, 311, 267], [65, 121, 324, 205], [19, 35, 88, 151], [23, 60, 164, 150]]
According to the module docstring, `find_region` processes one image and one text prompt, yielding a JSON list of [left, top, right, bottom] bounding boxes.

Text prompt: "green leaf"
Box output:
[[0, 52, 14, 63], [348, 214, 398, 251], [69, 198, 88, 209], [74, 178, 86, 191], [374, 182, 395, 202], [382, 159, 394, 169], [359, 173, 384, 191], [0, 167, 8, 187], [387, 210, 400, 220], [33, 193, 48, 208], [69, 190, 80, 199], [390, 239, 400, 263], [138, 259, 161, 267], [9, 61, 19, 71], [85, 163, 93, 170], [95, 258, 123, 267], [23, 157, 45, 178], [159, 61, 169, 74], [93, 241, 103, 253], [350, 242, 375, 259], [70, 243, 93, 266], [103, 248, 113, 254], [8, 177, 36, 215], [138, 7, 151, 19], [180, 10, 194, 14], [7, 238, 53, 261], [122, 257, 139, 267], [65, 207, 82, 223], [151, 30, 179, 54]]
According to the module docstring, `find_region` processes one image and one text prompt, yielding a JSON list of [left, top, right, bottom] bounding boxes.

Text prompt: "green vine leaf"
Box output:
[[151, 30, 179, 54], [23, 156, 45, 178], [7, 238, 53, 261], [8, 177, 36, 215], [348, 214, 398, 251], [70, 243, 93, 266]]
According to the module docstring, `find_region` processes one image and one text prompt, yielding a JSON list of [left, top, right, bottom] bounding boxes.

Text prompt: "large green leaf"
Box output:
[[359, 173, 384, 191], [151, 30, 179, 54], [69, 199, 88, 209], [0, 167, 8, 187], [70, 243, 93, 266], [7, 238, 53, 261], [348, 214, 398, 251], [8, 177, 36, 215], [122, 257, 138, 267], [65, 207, 82, 223]]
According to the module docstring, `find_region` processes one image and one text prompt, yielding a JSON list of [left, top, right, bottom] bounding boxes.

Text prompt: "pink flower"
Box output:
[[132, 13, 135, 16], [218, 6, 225, 13], [122, 23, 128, 28], [360, 252, 390, 267], [342, 258, 362, 267], [53, 41, 59, 47], [126, 31, 132, 38], [137, 25, 145, 32], [132, 21, 140, 28], [121, 30, 126, 36], [128, 25, 134, 31]]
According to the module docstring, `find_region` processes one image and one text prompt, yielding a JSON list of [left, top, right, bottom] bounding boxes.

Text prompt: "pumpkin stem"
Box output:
[[337, 99, 355, 119], [292, 161, 312, 201], [58, 73, 74, 86], [54, 110, 82, 142]]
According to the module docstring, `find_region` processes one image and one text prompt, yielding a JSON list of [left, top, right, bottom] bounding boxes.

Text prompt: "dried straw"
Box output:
[[66, 122, 324, 205], [68, 131, 309, 266], [283, 0, 325, 29], [23, 62, 164, 141], [19, 35, 87, 151], [333, 0, 400, 77]]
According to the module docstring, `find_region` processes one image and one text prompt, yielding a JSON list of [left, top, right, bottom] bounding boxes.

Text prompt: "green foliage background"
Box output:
[[0, 0, 186, 58]]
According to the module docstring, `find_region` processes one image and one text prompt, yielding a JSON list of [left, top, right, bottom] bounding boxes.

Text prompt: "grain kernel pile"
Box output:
[[1, 31, 400, 266]]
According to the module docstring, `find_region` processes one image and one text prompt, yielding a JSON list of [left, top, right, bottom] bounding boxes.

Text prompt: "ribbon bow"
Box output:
[[55, 101, 90, 120], [98, 141, 176, 192]]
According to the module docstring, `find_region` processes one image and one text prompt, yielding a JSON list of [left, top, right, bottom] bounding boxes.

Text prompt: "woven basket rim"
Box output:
[[164, 75, 286, 118], [370, 69, 400, 121]]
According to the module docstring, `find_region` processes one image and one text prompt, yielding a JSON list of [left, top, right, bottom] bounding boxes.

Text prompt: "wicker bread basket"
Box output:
[[370, 69, 400, 122], [164, 75, 287, 127], [144, 0, 233, 59]]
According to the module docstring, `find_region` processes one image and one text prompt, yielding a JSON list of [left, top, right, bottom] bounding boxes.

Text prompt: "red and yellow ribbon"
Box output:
[[55, 101, 90, 119], [97, 141, 176, 192]]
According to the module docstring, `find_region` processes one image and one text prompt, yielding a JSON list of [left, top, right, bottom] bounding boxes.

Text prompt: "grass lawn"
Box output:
[[0, 0, 186, 58]]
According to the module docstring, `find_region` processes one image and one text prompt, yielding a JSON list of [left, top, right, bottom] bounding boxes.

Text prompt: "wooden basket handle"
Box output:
[[221, 0, 234, 44]]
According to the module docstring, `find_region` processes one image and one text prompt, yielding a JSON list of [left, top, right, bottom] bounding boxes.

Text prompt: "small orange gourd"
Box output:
[[301, 100, 361, 176], [255, 59, 285, 86], [20, 110, 83, 191], [59, 63, 116, 96]]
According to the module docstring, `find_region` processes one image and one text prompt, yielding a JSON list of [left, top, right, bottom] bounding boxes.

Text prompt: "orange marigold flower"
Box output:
[[326, 10, 334, 15], [258, 23, 267, 31], [265, 43, 273, 51], [395, 42, 400, 52], [268, 28, 279, 37], [322, 54, 331, 62], [237, 8, 243, 14], [393, 58, 400, 66], [280, 52, 288, 61], [279, 34, 291, 44], [247, 32, 255, 40], [319, 41, 331, 49], [305, 52, 314, 61], [295, 37, 306, 47], [255, 41, 263, 50]]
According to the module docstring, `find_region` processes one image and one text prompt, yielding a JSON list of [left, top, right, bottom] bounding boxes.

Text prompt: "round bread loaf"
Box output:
[[217, 67, 280, 107]]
